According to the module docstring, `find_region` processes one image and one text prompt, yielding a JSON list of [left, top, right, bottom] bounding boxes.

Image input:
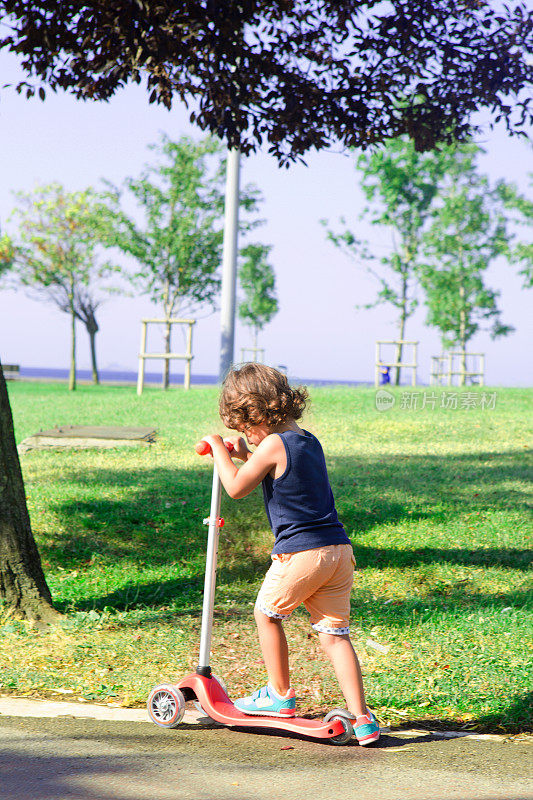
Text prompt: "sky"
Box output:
[[1, 50, 532, 386]]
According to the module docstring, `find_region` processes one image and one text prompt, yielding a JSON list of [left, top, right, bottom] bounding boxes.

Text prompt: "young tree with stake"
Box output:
[[100, 135, 262, 389], [9, 184, 114, 389], [59, 287, 103, 385], [419, 146, 514, 383], [324, 137, 453, 384]]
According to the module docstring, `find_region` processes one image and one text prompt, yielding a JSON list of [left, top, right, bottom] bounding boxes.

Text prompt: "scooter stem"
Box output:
[[197, 460, 223, 675]]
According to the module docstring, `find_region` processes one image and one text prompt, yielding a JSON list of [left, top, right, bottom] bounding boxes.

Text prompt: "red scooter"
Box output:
[[147, 440, 354, 744]]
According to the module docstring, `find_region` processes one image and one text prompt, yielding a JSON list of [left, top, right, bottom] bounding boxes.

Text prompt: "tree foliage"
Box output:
[[1, 1, 531, 162], [0, 230, 14, 280], [418, 146, 514, 359], [496, 171, 533, 289], [324, 137, 453, 383], [102, 134, 262, 313], [101, 136, 224, 315], [9, 184, 115, 389], [326, 138, 524, 382], [238, 243, 278, 348], [99, 134, 262, 387]]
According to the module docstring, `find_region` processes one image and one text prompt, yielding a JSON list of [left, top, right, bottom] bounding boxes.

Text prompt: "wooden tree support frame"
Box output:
[[430, 352, 485, 387], [375, 340, 418, 388], [240, 346, 265, 364], [137, 318, 196, 395]]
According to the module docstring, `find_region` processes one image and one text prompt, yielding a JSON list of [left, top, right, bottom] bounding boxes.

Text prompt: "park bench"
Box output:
[[2, 364, 20, 380]]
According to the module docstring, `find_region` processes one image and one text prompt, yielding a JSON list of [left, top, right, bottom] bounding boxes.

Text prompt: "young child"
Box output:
[[200, 363, 380, 745]]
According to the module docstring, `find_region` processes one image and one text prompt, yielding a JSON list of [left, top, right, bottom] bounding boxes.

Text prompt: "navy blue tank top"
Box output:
[[262, 429, 351, 555]]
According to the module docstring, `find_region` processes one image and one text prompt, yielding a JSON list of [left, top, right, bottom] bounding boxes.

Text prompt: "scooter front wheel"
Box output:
[[147, 684, 185, 729]]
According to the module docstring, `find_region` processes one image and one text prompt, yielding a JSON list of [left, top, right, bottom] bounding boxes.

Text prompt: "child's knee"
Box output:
[[318, 631, 351, 652], [254, 604, 282, 626]]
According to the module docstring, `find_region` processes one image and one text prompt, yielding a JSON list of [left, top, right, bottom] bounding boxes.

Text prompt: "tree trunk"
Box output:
[[68, 287, 76, 392], [394, 271, 408, 386], [459, 278, 466, 387], [162, 279, 173, 390], [460, 347, 467, 386], [163, 319, 171, 390], [77, 308, 100, 385], [89, 328, 99, 385], [394, 322, 405, 386], [0, 362, 58, 622], [83, 312, 100, 385]]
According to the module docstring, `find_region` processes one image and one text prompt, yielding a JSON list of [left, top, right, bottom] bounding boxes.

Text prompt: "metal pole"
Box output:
[[198, 464, 223, 670], [218, 148, 241, 382]]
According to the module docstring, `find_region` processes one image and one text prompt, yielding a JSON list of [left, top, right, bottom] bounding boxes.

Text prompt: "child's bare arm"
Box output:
[[200, 434, 284, 499]]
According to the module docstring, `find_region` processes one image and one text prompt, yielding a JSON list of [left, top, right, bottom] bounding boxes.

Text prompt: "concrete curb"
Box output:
[[0, 696, 526, 743], [0, 696, 203, 725]]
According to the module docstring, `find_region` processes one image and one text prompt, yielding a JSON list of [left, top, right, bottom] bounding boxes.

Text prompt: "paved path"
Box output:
[[0, 698, 531, 800]]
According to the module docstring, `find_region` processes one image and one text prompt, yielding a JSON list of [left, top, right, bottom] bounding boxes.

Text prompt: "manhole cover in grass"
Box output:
[[19, 425, 157, 452]]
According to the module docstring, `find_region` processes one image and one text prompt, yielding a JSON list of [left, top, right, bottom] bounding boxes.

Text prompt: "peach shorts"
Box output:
[[256, 544, 355, 635]]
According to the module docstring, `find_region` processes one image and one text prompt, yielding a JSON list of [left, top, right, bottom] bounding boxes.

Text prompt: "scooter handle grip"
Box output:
[[195, 439, 234, 455]]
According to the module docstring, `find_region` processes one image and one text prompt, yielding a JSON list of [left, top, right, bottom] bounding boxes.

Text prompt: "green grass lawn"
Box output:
[[2, 380, 532, 733]]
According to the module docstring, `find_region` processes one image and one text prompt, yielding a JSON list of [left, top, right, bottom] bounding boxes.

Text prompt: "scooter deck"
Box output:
[[178, 673, 346, 740]]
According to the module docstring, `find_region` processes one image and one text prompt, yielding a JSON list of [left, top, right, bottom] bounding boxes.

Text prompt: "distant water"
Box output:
[[18, 366, 217, 385], [17, 366, 369, 387]]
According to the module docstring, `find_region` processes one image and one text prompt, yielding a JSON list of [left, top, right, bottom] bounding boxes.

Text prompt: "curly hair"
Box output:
[[219, 363, 308, 431]]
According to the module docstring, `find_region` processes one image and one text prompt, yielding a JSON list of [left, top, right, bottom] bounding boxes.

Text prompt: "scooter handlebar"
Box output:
[[195, 439, 234, 456]]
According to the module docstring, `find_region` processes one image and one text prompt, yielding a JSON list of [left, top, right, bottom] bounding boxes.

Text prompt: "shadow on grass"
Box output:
[[351, 585, 530, 626], [353, 544, 531, 570], [380, 688, 533, 735], [41, 464, 267, 570], [40, 448, 531, 612], [476, 689, 533, 732], [336, 448, 532, 521], [60, 577, 530, 629], [63, 563, 264, 615]]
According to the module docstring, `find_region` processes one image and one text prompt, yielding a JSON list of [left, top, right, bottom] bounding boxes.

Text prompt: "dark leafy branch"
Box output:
[[1, 1, 531, 163]]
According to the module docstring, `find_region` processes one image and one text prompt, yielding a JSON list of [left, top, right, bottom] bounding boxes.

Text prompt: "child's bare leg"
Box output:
[[254, 607, 291, 695], [318, 632, 367, 717]]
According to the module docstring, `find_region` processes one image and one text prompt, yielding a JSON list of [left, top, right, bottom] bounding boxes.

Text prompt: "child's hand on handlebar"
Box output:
[[199, 434, 221, 448], [196, 435, 235, 457], [222, 435, 251, 462]]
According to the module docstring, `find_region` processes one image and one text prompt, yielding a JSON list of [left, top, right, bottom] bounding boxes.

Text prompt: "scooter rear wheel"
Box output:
[[323, 709, 354, 745], [147, 684, 185, 729]]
